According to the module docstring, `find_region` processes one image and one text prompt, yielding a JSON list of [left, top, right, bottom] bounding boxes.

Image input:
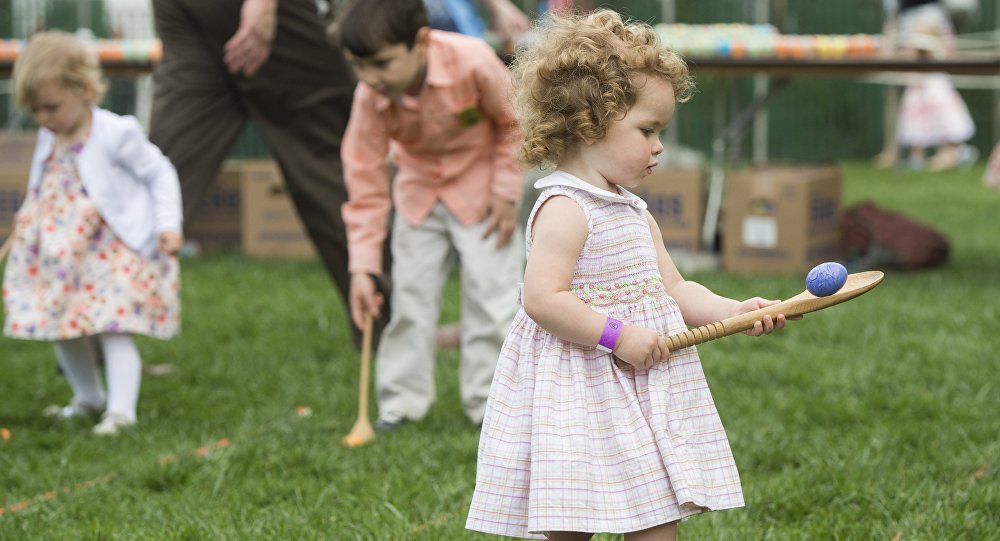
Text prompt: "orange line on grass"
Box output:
[[2, 406, 312, 518], [0, 475, 115, 517], [1, 438, 233, 518]]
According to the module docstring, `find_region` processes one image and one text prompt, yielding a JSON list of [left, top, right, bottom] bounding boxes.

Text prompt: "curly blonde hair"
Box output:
[[13, 30, 107, 109], [511, 9, 693, 169]]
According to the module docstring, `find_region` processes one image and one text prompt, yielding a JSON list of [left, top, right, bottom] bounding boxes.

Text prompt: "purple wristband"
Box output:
[[596, 317, 623, 354]]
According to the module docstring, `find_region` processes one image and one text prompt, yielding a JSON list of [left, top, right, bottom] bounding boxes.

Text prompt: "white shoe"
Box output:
[[93, 413, 136, 436], [179, 239, 202, 258], [43, 399, 105, 419]]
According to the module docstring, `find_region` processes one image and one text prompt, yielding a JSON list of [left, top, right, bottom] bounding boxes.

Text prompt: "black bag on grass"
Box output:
[[840, 201, 950, 271]]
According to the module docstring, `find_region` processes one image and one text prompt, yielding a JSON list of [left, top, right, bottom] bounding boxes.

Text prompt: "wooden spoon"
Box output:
[[615, 271, 884, 369], [341, 314, 376, 448]]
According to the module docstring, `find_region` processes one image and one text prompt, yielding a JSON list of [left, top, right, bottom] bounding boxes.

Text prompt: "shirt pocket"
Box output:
[[420, 96, 484, 152], [421, 108, 464, 150]]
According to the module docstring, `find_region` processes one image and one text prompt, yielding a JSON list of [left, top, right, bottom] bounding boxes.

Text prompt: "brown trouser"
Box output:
[[149, 0, 390, 349]]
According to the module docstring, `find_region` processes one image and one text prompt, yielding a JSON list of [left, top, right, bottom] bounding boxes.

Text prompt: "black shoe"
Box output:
[[374, 416, 407, 433]]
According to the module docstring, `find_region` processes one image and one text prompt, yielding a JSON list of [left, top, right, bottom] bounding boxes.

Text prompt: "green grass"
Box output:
[[2, 163, 999, 540]]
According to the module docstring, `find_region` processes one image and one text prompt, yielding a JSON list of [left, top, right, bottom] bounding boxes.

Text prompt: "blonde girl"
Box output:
[[467, 10, 793, 540], [3, 31, 182, 435]]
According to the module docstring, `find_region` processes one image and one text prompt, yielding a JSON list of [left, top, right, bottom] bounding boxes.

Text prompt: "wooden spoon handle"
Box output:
[[357, 314, 373, 421], [614, 317, 761, 370], [665, 321, 728, 351]]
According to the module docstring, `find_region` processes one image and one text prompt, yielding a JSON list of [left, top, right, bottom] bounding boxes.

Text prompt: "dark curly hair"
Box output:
[[510, 9, 693, 169], [328, 0, 429, 57]]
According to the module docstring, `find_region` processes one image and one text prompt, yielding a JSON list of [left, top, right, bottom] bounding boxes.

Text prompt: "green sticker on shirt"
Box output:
[[458, 106, 481, 126]]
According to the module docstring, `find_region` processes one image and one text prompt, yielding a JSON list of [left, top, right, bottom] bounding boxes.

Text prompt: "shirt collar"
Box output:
[[534, 170, 648, 209], [424, 30, 453, 87]]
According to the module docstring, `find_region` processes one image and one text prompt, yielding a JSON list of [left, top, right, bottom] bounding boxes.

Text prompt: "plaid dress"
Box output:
[[467, 172, 743, 538]]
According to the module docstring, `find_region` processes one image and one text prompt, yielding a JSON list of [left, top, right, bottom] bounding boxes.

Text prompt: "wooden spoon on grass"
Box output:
[[342, 314, 375, 448]]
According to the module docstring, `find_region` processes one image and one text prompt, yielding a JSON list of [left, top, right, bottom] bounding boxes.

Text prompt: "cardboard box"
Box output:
[[722, 164, 841, 274], [0, 157, 245, 252], [0, 168, 28, 242], [0, 131, 39, 167], [0, 132, 37, 240], [631, 168, 705, 253], [240, 160, 316, 259], [184, 162, 243, 251]]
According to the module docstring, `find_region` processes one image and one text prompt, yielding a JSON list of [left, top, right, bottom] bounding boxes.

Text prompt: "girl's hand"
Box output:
[[612, 325, 668, 370], [733, 297, 797, 337], [158, 231, 183, 256], [349, 272, 383, 331], [15, 211, 29, 226]]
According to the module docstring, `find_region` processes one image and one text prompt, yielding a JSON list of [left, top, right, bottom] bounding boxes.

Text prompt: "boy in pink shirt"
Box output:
[[330, 0, 523, 431]]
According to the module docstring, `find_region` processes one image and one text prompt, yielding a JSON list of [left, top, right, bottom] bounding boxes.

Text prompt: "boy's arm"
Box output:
[[342, 91, 392, 277], [472, 42, 523, 204]]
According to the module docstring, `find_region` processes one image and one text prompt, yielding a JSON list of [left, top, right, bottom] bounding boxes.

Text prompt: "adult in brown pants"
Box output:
[[148, 0, 390, 349]]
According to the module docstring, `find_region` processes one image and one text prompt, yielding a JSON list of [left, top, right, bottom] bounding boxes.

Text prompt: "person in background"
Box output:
[[3, 31, 182, 435], [424, 0, 530, 45], [330, 0, 524, 432], [467, 10, 793, 539], [894, 19, 976, 171], [874, 0, 976, 171], [148, 0, 390, 350]]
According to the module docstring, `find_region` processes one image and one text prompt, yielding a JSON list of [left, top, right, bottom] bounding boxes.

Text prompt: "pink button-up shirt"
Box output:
[[341, 30, 523, 276]]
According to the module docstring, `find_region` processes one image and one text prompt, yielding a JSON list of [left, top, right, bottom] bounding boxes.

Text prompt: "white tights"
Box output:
[[54, 333, 142, 421]]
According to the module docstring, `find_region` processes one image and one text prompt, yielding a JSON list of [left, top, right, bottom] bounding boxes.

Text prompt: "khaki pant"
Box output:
[[377, 203, 523, 425]]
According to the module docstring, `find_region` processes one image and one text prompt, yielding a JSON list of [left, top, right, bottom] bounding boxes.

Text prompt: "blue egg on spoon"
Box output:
[[805, 262, 848, 297]]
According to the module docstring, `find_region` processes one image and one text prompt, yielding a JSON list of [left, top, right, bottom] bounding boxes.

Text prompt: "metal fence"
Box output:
[[2, 0, 997, 162]]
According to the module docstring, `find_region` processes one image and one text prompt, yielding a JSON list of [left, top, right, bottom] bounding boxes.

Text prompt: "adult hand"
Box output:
[[158, 231, 183, 256], [483, 0, 530, 42], [224, 0, 277, 76], [612, 325, 668, 370], [482, 195, 517, 248], [349, 272, 383, 331]]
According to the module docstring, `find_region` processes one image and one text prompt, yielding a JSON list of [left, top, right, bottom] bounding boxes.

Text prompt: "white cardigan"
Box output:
[[26, 107, 182, 257]]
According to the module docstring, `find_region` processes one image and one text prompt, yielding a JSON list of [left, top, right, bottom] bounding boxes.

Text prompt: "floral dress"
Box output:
[[2, 141, 179, 340], [467, 172, 743, 538]]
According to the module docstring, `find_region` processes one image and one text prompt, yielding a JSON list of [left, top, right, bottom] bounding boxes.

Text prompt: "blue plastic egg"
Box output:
[[805, 262, 848, 297]]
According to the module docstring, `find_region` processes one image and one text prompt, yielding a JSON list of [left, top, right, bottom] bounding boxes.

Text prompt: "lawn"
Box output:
[[1, 163, 998, 540]]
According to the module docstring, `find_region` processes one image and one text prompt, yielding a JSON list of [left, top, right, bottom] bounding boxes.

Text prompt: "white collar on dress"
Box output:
[[533, 170, 648, 209]]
